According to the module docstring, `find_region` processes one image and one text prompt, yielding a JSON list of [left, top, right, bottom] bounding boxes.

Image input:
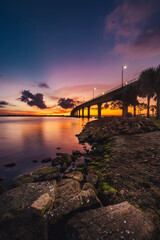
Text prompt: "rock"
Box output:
[[86, 173, 98, 187], [45, 172, 61, 180], [64, 171, 84, 182], [32, 160, 38, 163], [72, 150, 82, 157], [3, 162, 16, 167], [98, 190, 118, 206], [41, 157, 51, 163], [65, 201, 155, 240], [0, 177, 4, 183], [0, 185, 3, 194], [31, 193, 53, 216], [53, 179, 81, 208], [51, 157, 62, 166], [58, 153, 72, 165], [49, 189, 102, 224], [12, 166, 58, 188], [52, 153, 72, 167], [0, 180, 56, 240], [77, 117, 159, 143], [82, 182, 97, 194], [59, 162, 68, 173]]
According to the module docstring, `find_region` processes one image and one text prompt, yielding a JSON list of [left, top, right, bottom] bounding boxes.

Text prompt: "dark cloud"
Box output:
[[131, 26, 160, 57], [0, 101, 9, 108], [19, 90, 47, 109], [58, 98, 76, 109], [106, 0, 160, 57], [38, 82, 49, 89]]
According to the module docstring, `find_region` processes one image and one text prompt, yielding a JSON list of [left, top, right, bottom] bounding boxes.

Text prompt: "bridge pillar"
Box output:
[[98, 103, 102, 119], [123, 105, 128, 117], [87, 106, 90, 119], [82, 107, 84, 118], [78, 109, 80, 117]]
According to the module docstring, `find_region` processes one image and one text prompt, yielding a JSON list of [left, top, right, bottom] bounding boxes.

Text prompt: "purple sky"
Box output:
[[0, 0, 160, 115]]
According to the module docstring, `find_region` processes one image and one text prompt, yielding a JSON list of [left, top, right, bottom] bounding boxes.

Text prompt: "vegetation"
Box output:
[[109, 65, 160, 119]]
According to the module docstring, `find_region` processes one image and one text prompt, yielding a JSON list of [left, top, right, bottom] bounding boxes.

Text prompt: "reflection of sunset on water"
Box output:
[[0, 117, 89, 189]]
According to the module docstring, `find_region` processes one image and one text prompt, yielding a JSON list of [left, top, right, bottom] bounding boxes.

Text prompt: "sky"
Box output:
[[0, 0, 160, 115]]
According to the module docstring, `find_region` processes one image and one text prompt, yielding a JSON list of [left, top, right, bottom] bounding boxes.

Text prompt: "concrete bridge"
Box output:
[[71, 78, 138, 118]]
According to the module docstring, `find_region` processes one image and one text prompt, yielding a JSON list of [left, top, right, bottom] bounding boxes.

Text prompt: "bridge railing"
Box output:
[[85, 77, 139, 103]]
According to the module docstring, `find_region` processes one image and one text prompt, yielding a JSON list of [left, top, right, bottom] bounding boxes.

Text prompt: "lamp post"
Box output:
[[93, 87, 96, 99], [122, 65, 127, 87]]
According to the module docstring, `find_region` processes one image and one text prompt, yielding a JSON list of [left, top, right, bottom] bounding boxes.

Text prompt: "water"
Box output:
[[0, 117, 89, 189]]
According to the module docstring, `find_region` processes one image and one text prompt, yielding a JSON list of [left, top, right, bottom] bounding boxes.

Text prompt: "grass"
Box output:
[[101, 181, 117, 192]]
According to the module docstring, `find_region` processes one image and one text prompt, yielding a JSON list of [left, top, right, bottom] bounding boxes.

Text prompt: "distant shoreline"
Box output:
[[0, 115, 67, 117]]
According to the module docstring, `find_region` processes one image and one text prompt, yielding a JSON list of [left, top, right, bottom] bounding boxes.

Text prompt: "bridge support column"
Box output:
[[82, 107, 84, 118], [122, 104, 128, 117], [78, 109, 80, 117], [98, 103, 102, 119], [87, 106, 90, 119]]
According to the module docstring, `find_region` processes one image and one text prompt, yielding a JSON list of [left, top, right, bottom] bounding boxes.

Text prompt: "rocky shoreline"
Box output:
[[0, 117, 160, 240]]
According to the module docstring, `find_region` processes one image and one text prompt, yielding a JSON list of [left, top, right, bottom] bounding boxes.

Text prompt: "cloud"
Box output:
[[105, 0, 160, 58], [53, 84, 114, 98], [49, 96, 60, 100], [19, 90, 48, 109], [58, 98, 77, 109], [38, 82, 50, 89], [0, 101, 10, 108]]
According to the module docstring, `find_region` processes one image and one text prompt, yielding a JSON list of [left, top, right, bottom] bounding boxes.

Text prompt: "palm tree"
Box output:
[[138, 68, 155, 118], [122, 84, 139, 116], [155, 65, 160, 119]]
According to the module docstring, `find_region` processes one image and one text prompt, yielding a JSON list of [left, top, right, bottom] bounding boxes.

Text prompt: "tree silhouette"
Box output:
[[122, 84, 139, 116], [138, 68, 155, 118], [155, 65, 160, 119], [110, 100, 123, 110], [136, 102, 147, 115]]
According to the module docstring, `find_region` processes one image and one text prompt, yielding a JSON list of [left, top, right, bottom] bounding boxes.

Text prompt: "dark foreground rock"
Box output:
[[12, 166, 58, 187], [49, 188, 102, 224], [0, 180, 56, 240], [53, 178, 81, 208], [65, 201, 155, 240]]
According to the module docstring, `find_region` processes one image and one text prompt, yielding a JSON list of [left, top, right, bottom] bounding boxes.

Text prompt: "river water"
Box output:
[[0, 117, 90, 189]]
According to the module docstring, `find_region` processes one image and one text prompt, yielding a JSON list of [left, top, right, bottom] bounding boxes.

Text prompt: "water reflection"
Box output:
[[0, 117, 89, 189]]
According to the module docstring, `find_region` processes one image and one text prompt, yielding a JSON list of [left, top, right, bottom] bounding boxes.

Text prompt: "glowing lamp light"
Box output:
[[123, 65, 127, 69], [122, 65, 127, 87], [93, 87, 96, 99]]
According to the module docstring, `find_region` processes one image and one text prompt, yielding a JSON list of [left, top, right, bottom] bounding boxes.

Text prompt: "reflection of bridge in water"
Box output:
[[71, 77, 138, 118]]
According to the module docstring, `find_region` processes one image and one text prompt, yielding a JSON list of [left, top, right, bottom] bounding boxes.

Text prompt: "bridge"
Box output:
[[71, 77, 138, 118]]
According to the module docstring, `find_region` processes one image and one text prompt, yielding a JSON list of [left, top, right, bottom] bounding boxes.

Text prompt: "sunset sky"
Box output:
[[0, 0, 160, 115]]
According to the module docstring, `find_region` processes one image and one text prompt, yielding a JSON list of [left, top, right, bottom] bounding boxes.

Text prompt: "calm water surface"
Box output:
[[0, 117, 89, 189]]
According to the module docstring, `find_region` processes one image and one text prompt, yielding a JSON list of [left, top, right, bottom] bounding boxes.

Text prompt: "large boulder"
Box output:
[[65, 201, 155, 240], [86, 173, 98, 187], [53, 178, 81, 208], [64, 171, 84, 183], [49, 189, 102, 224], [0, 180, 56, 240], [12, 166, 58, 187]]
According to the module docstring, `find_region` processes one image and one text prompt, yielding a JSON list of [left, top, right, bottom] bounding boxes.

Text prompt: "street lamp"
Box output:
[[122, 65, 127, 87], [93, 87, 96, 99]]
